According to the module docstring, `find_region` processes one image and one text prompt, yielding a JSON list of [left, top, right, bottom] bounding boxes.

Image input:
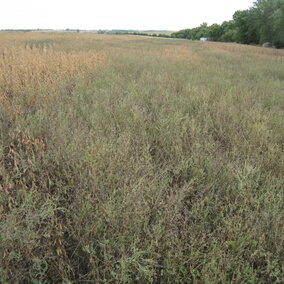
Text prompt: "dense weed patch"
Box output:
[[0, 33, 283, 283]]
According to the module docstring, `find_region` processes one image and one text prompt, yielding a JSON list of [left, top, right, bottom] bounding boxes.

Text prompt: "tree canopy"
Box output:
[[171, 0, 284, 48]]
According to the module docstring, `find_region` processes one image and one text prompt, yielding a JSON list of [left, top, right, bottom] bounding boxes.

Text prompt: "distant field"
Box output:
[[0, 32, 284, 283]]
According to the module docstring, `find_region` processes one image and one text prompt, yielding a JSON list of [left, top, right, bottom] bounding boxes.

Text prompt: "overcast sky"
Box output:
[[1, 0, 255, 31]]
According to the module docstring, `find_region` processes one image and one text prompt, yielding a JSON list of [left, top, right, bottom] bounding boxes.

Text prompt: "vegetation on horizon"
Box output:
[[0, 32, 284, 283], [172, 0, 284, 48]]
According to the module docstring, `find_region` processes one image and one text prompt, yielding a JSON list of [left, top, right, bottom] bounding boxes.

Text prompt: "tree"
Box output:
[[220, 21, 237, 42], [254, 0, 284, 47], [208, 24, 223, 41], [172, 29, 191, 39], [233, 9, 260, 44], [191, 23, 209, 40], [171, 0, 284, 48]]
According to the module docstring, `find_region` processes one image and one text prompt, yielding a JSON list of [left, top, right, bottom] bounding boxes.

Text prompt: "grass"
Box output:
[[0, 32, 284, 283]]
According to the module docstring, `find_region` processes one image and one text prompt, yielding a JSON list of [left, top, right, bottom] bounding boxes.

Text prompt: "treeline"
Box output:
[[97, 30, 172, 38], [172, 0, 284, 48], [132, 32, 171, 38]]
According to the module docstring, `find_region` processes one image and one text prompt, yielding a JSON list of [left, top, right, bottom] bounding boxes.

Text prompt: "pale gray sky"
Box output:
[[1, 0, 255, 30]]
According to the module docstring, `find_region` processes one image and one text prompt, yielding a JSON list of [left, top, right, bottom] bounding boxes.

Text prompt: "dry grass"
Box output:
[[0, 32, 284, 283], [0, 43, 107, 92]]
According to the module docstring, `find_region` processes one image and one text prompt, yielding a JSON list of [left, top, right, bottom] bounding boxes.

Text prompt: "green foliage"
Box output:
[[172, 29, 192, 39], [208, 23, 223, 41], [233, 9, 260, 44], [172, 0, 284, 48], [172, 23, 211, 41], [220, 21, 237, 42], [255, 0, 284, 47]]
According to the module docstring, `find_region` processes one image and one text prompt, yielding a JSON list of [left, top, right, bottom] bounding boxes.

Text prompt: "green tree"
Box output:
[[220, 21, 237, 42], [171, 0, 284, 48], [191, 23, 209, 40], [255, 0, 284, 47], [208, 24, 223, 41], [233, 9, 260, 44], [172, 29, 191, 39]]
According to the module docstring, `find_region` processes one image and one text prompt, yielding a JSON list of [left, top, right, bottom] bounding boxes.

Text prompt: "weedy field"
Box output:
[[0, 32, 284, 283]]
